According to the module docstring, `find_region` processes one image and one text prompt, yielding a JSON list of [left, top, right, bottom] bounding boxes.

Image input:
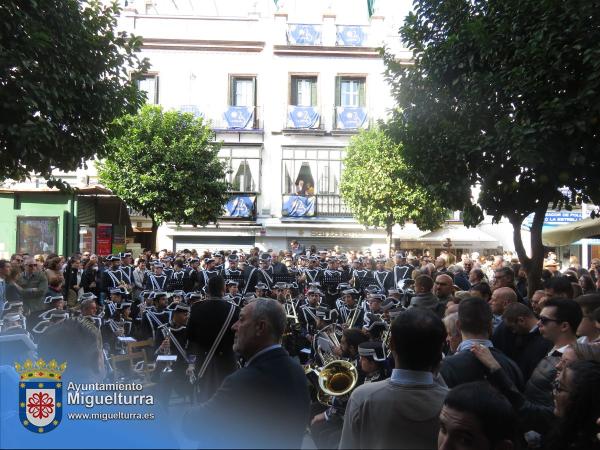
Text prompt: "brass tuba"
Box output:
[[315, 359, 358, 405]]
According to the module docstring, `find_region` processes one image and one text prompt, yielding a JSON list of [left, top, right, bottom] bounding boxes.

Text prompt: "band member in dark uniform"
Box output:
[[101, 255, 125, 298], [322, 257, 341, 309], [166, 260, 186, 292], [145, 262, 169, 291], [186, 276, 239, 402], [337, 288, 365, 329], [371, 257, 394, 296], [154, 303, 192, 407]]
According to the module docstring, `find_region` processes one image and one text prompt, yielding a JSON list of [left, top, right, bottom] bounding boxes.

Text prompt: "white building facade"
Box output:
[[118, 0, 426, 253]]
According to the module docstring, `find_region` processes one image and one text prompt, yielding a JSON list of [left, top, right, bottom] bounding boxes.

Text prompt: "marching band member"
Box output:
[[371, 257, 394, 296], [145, 262, 169, 291], [101, 255, 125, 298]]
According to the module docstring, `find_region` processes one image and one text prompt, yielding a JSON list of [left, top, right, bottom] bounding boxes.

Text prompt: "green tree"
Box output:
[[0, 0, 148, 182], [384, 0, 600, 294], [98, 105, 230, 248], [340, 128, 448, 255]]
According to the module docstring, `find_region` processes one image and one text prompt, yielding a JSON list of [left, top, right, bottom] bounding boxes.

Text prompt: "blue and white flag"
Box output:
[[336, 26, 366, 46], [336, 107, 367, 129], [287, 24, 321, 45], [282, 195, 316, 217], [223, 195, 255, 218], [289, 106, 320, 128], [223, 106, 253, 129]]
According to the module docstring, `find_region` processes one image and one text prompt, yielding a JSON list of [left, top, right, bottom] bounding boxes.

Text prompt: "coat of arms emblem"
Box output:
[[15, 358, 67, 433]]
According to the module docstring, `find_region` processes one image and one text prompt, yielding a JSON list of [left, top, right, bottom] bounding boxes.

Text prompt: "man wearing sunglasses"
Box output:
[[517, 297, 583, 433]]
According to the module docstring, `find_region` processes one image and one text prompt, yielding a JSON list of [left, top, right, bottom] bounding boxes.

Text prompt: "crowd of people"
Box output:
[[1, 243, 600, 449]]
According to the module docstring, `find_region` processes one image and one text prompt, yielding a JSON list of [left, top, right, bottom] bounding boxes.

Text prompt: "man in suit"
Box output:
[[183, 298, 310, 449], [499, 302, 552, 382], [186, 276, 239, 402], [439, 297, 524, 391]]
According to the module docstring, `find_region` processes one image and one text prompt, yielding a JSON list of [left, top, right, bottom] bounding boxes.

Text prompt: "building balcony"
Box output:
[[287, 24, 322, 45], [333, 106, 369, 132], [211, 105, 263, 132], [283, 105, 324, 134], [281, 194, 352, 218], [221, 193, 258, 220]]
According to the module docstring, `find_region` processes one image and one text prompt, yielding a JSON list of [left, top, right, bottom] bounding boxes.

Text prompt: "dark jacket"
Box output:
[[183, 346, 311, 449], [493, 324, 552, 382], [186, 298, 240, 402], [440, 346, 525, 392]]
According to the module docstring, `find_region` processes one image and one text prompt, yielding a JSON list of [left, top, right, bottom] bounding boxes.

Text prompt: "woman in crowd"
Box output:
[[548, 360, 600, 450]]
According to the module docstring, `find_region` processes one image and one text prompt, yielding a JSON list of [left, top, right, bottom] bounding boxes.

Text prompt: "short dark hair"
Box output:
[[207, 275, 225, 297], [503, 302, 535, 322], [342, 328, 369, 352], [469, 282, 492, 300], [543, 298, 583, 334], [443, 381, 517, 446], [546, 276, 574, 298], [574, 294, 600, 317], [458, 297, 492, 336], [494, 266, 515, 282], [391, 308, 446, 371], [0, 259, 8, 270], [415, 274, 434, 292]]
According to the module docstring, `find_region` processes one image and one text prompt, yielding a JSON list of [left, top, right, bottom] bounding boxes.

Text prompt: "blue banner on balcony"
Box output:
[[178, 105, 204, 119], [337, 107, 367, 129], [223, 106, 253, 129], [282, 195, 316, 217], [223, 195, 256, 218], [287, 24, 321, 45], [289, 106, 320, 128], [336, 26, 366, 46]]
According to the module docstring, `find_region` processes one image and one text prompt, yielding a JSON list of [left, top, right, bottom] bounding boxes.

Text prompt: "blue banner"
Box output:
[[336, 26, 366, 46], [336, 107, 367, 129], [223, 195, 256, 218], [287, 25, 321, 45], [223, 106, 253, 129], [288, 106, 320, 128], [282, 195, 316, 217], [178, 105, 204, 119], [522, 211, 582, 230]]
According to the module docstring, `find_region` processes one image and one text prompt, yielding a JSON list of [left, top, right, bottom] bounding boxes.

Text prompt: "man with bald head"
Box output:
[[490, 287, 519, 364], [433, 274, 455, 306], [489, 287, 517, 331]]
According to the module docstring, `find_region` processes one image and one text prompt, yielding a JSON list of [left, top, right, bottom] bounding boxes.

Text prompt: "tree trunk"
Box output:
[[150, 218, 159, 253], [386, 223, 393, 258], [509, 206, 546, 298]]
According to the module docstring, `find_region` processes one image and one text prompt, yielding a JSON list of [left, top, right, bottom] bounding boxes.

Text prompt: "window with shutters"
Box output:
[[290, 76, 317, 106], [335, 77, 366, 107]]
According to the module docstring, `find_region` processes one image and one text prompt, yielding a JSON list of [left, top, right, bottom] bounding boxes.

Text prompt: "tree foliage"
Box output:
[[340, 128, 448, 249], [98, 105, 230, 246], [0, 0, 148, 182], [384, 0, 600, 293]]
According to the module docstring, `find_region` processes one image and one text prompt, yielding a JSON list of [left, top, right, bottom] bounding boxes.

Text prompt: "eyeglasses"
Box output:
[[539, 316, 560, 325]]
